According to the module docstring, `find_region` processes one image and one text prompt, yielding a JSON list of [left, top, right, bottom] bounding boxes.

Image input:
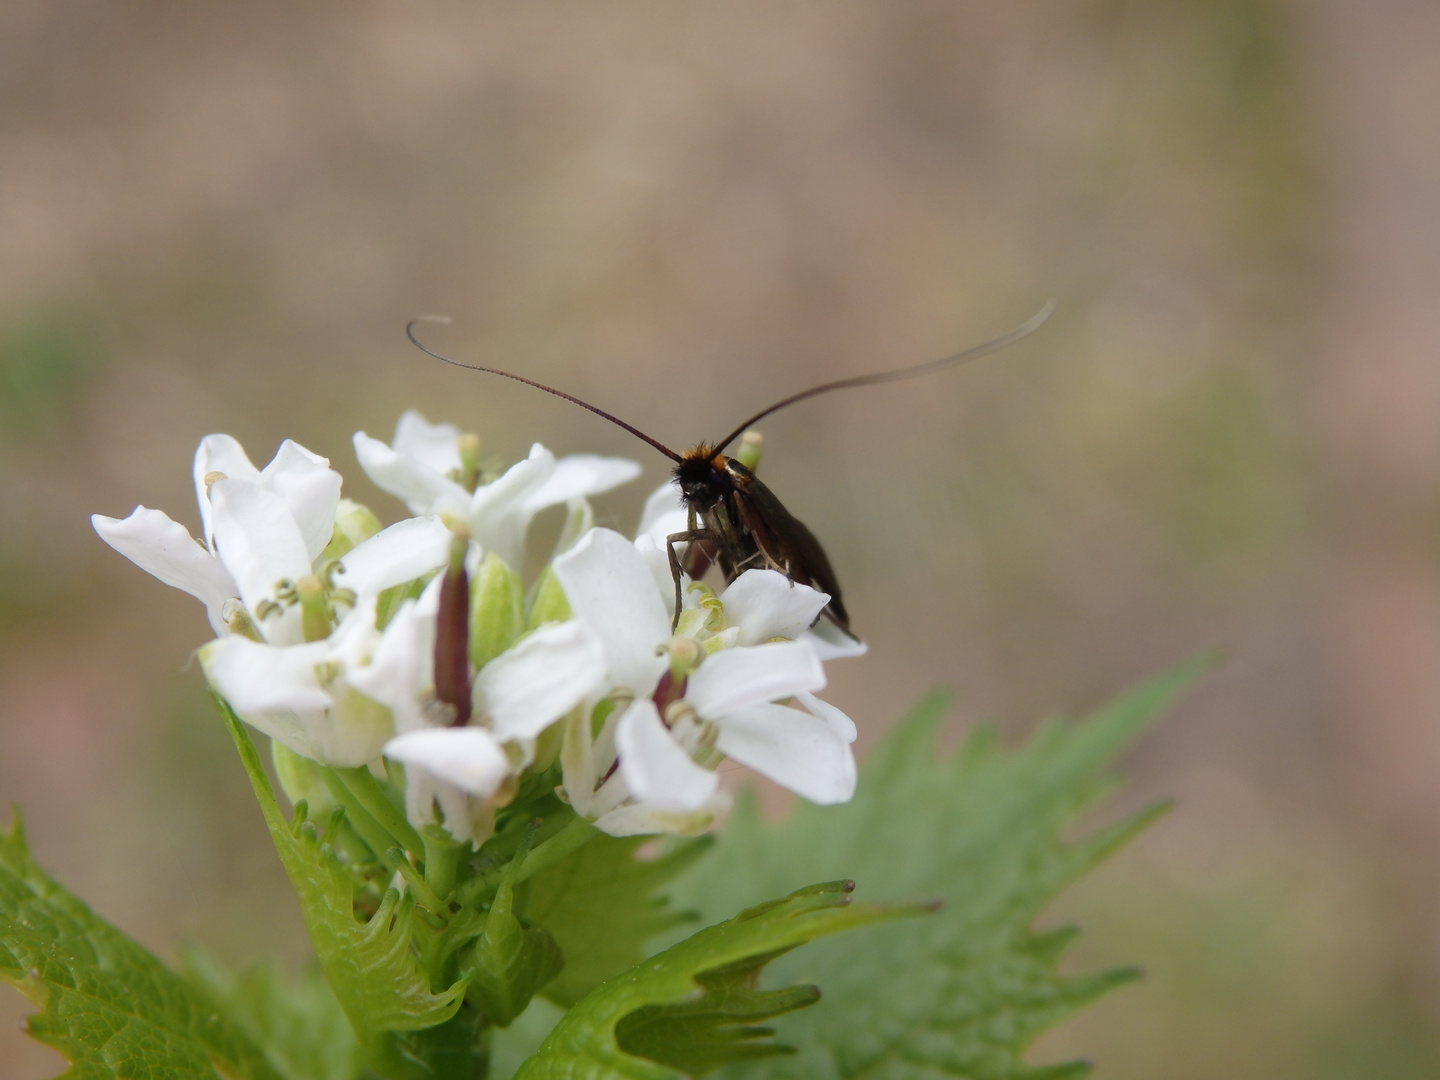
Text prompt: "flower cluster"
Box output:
[[93, 411, 862, 844]]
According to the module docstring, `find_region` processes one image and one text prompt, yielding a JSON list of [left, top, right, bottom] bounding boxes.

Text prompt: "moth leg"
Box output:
[[666, 528, 711, 631], [732, 550, 765, 573]]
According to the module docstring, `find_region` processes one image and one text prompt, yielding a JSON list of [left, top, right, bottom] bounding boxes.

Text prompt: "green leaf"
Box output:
[[182, 949, 361, 1080], [222, 703, 467, 1040], [613, 958, 820, 1075], [0, 814, 286, 1080], [521, 833, 712, 1006], [515, 881, 923, 1080], [466, 831, 564, 1027], [665, 662, 1203, 1080]]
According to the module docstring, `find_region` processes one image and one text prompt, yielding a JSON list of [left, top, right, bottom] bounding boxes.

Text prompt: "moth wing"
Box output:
[[725, 461, 851, 633]]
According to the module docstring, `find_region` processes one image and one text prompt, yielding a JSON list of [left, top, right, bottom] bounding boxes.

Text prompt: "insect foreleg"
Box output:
[[666, 527, 712, 630]]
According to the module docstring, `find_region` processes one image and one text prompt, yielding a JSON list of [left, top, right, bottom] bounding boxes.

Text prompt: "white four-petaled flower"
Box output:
[[361, 575, 607, 843], [552, 527, 858, 837], [92, 418, 863, 843], [94, 435, 452, 764], [354, 410, 640, 569]]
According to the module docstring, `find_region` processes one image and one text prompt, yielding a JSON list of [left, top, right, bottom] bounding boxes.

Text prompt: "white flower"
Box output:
[[360, 572, 608, 844], [551, 527, 858, 837], [353, 410, 642, 569], [95, 434, 455, 764], [191, 508, 452, 764], [94, 434, 450, 638], [383, 727, 511, 848], [632, 478, 868, 662], [199, 597, 395, 766], [93, 436, 341, 635]]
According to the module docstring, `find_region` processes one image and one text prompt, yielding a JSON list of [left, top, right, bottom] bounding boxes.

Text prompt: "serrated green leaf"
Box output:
[[521, 833, 712, 1005], [182, 948, 361, 1080], [515, 881, 924, 1080], [613, 957, 820, 1075], [222, 703, 466, 1039], [0, 814, 286, 1080], [666, 662, 1203, 1080]]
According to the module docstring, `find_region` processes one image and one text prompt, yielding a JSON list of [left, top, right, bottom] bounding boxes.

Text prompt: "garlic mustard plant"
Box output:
[[0, 406, 1187, 1080]]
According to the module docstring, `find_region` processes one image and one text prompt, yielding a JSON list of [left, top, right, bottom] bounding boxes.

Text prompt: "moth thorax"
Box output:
[[674, 450, 732, 510]]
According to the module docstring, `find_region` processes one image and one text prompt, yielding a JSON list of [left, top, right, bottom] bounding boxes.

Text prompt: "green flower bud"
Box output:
[[527, 566, 572, 629], [271, 741, 336, 815], [735, 428, 764, 472], [320, 498, 384, 561], [470, 552, 525, 670]]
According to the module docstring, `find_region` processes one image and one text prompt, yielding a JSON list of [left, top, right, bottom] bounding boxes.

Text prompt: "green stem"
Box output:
[[319, 769, 402, 872], [335, 765, 427, 857], [515, 815, 596, 884], [423, 831, 464, 901], [463, 815, 598, 907]]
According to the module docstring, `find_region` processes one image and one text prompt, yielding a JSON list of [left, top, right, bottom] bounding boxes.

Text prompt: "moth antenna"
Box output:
[[711, 299, 1057, 452], [406, 317, 683, 463]]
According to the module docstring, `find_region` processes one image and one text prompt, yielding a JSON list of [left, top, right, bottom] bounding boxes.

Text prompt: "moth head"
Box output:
[[673, 447, 732, 510]]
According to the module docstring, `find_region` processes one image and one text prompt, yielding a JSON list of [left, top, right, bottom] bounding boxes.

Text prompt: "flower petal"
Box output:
[[194, 434, 260, 549], [801, 619, 868, 661], [477, 620, 607, 742], [521, 454, 641, 513], [794, 690, 858, 743], [720, 569, 829, 645], [392, 410, 462, 476], [637, 481, 688, 546], [634, 534, 687, 616], [592, 790, 731, 837], [210, 479, 314, 642], [92, 507, 237, 633], [348, 591, 436, 734], [261, 441, 343, 562], [560, 705, 604, 817], [712, 701, 856, 804], [385, 727, 510, 798], [552, 498, 594, 557], [354, 431, 469, 517], [685, 640, 826, 717], [552, 528, 670, 695], [467, 444, 553, 569], [337, 515, 450, 598], [614, 700, 718, 812], [202, 635, 332, 714]]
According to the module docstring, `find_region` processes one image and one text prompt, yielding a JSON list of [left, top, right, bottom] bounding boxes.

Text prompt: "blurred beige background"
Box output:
[[4, 1, 1440, 1076]]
